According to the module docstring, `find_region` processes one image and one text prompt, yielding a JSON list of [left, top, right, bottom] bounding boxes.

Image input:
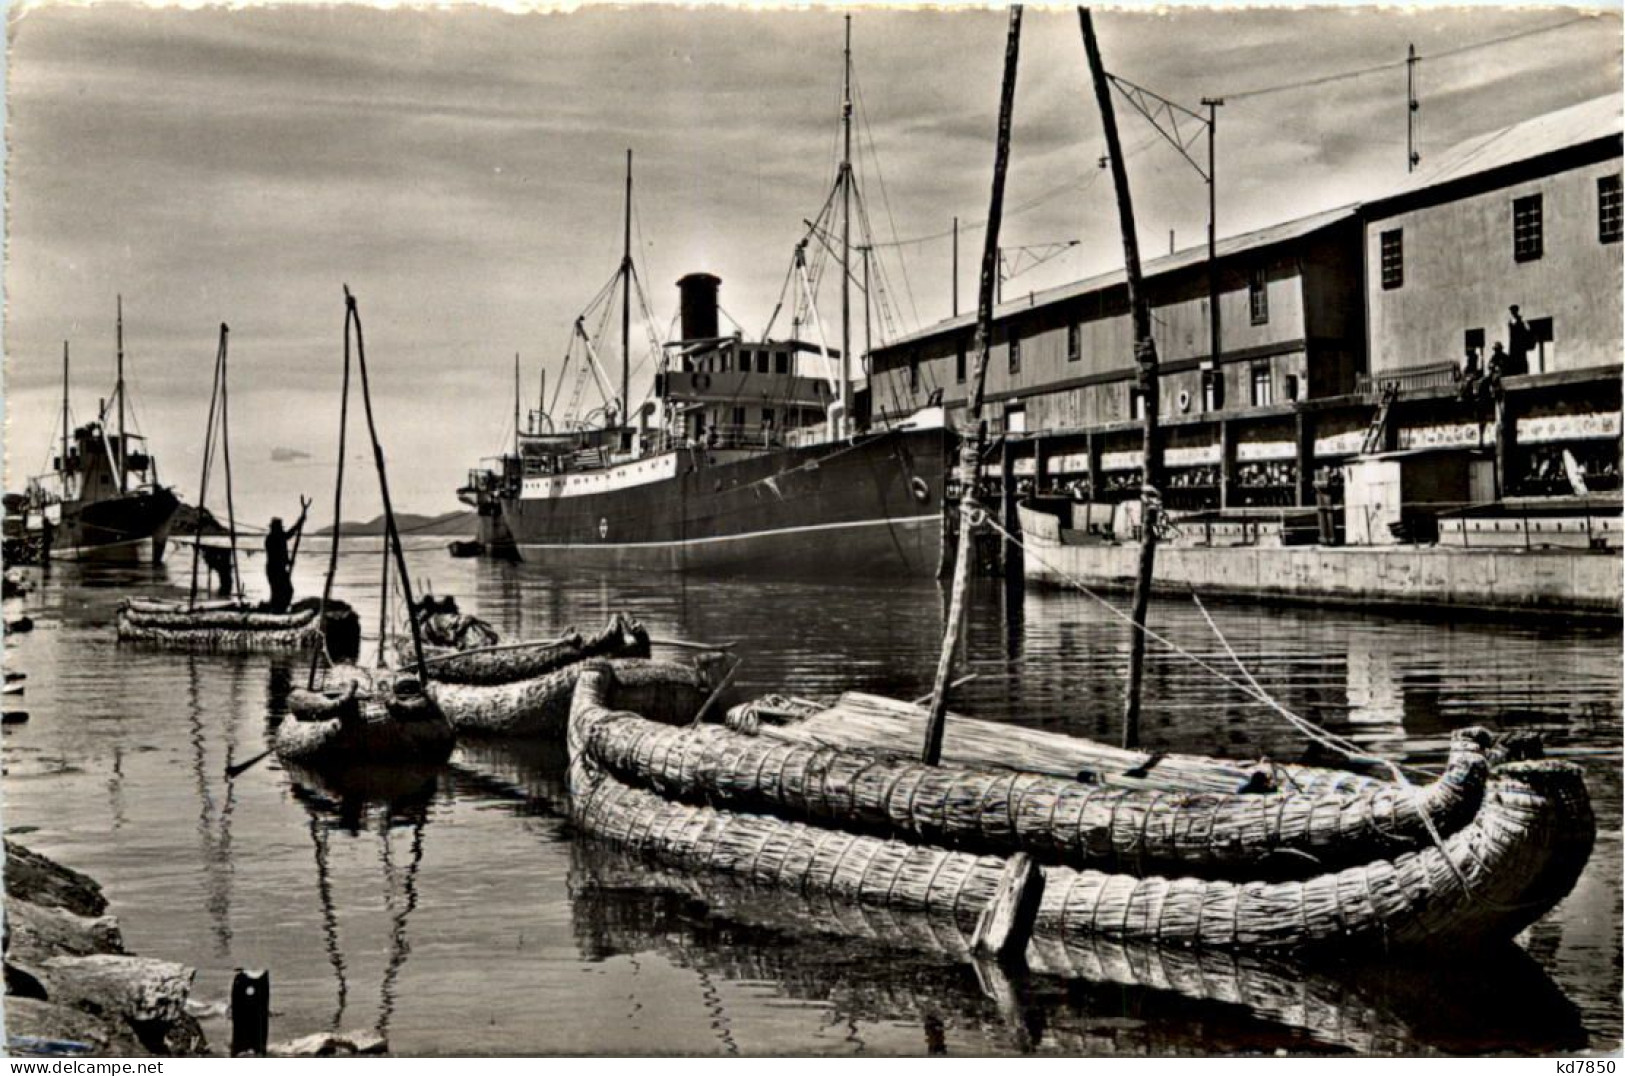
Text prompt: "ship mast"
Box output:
[[620, 149, 633, 432], [838, 16, 853, 438], [116, 296, 127, 491], [61, 342, 70, 496]]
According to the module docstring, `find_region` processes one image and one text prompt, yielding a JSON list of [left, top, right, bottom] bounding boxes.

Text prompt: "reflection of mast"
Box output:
[[375, 807, 427, 1040], [186, 655, 236, 957], [307, 816, 350, 1031]]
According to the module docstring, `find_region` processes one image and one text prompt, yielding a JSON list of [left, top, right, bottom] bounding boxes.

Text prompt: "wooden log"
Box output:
[[971, 852, 1043, 960]]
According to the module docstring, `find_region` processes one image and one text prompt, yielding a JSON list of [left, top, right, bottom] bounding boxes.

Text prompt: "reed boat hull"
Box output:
[[567, 665, 1595, 954], [280, 674, 454, 767], [480, 427, 949, 577]]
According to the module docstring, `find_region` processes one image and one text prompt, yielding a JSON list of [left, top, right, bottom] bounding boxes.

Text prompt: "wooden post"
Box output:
[[1295, 409, 1315, 507], [922, 5, 1022, 767], [971, 853, 1044, 960], [999, 438, 1016, 576], [230, 968, 269, 1057], [1081, 7, 1161, 750]]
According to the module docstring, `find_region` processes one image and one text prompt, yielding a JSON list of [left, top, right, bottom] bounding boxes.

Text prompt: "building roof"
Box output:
[[1372, 92, 1622, 205], [880, 204, 1358, 351]]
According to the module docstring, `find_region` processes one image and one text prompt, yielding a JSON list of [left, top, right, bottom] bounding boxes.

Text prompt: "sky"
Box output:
[[4, 1, 1621, 525]]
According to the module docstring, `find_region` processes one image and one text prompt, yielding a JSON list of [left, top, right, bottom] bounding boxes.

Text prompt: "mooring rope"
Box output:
[[975, 509, 1571, 906]]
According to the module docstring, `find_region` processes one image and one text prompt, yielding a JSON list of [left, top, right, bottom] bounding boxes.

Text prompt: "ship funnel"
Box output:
[[677, 272, 721, 342]]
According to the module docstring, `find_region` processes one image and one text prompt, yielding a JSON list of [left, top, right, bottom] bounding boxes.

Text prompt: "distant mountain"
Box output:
[[314, 508, 475, 538]]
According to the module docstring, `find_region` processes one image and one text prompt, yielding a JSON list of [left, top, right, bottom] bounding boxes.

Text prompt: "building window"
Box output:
[[1201, 368, 1224, 412], [1250, 364, 1273, 407], [1513, 194, 1543, 262], [1284, 374, 1300, 402], [908, 358, 920, 393], [1380, 229, 1403, 290], [1129, 387, 1146, 421], [1066, 323, 1081, 363], [718, 351, 731, 373], [757, 351, 770, 374], [1005, 406, 1027, 434], [1600, 175, 1622, 244], [1464, 327, 1485, 372], [775, 351, 790, 374], [1008, 334, 1022, 375], [1249, 269, 1269, 325], [731, 406, 746, 428], [955, 341, 967, 383]]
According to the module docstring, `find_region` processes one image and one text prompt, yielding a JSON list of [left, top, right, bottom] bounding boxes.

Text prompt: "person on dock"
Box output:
[[264, 497, 310, 614]]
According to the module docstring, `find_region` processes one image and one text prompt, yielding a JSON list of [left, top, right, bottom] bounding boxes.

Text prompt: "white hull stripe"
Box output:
[[48, 535, 160, 561], [514, 513, 940, 551]]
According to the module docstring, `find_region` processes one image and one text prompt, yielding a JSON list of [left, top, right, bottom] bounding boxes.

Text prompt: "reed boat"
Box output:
[[114, 596, 355, 651], [409, 604, 666, 737], [414, 609, 650, 686], [581, 694, 1507, 881], [278, 665, 454, 768], [431, 655, 714, 739], [567, 662, 1594, 954]]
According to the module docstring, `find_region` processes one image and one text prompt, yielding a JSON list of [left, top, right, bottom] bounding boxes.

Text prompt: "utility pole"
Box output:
[[1201, 97, 1223, 379], [61, 342, 70, 494], [952, 216, 960, 317], [1083, 6, 1161, 750], [1406, 44, 1420, 172]]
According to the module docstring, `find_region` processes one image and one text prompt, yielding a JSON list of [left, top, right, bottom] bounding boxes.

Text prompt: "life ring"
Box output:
[[910, 476, 931, 504], [694, 373, 712, 392], [1177, 389, 1192, 413]]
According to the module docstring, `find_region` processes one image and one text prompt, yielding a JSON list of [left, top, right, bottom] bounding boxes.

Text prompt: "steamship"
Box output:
[[459, 271, 951, 577], [457, 25, 951, 577], [16, 312, 179, 564]]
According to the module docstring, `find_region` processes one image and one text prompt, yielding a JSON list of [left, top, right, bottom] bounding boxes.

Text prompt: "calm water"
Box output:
[[3, 542, 1620, 1056]]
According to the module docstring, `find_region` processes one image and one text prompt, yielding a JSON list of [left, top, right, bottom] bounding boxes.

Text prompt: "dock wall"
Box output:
[[1021, 540, 1623, 620]]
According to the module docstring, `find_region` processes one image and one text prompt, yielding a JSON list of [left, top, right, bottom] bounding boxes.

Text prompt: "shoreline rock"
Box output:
[[4, 841, 207, 1058]]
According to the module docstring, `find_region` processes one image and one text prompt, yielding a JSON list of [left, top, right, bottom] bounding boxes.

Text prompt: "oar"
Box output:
[[649, 635, 737, 652], [225, 747, 275, 780]]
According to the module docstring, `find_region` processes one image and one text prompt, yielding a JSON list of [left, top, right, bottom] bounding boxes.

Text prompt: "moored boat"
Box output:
[[278, 666, 454, 768], [22, 302, 178, 564], [566, 662, 1595, 954]]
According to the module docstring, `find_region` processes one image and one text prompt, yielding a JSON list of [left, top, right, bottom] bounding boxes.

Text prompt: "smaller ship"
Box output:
[[20, 300, 178, 563]]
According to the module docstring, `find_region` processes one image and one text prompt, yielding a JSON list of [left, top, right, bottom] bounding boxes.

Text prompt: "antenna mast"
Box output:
[[839, 15, 853, 438]]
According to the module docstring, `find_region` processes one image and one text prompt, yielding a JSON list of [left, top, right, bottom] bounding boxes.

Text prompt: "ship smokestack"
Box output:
[[677, 272, 721, 342]]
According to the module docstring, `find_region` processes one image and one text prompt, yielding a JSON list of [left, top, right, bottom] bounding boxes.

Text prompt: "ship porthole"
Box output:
[[910, 476, 931, 504], [598, 517, 608, 540], [695, 373, 712, 391], [1177, 389, 1192, 413]]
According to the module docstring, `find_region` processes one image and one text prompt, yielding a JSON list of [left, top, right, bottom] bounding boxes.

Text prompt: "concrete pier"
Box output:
[[1020, 533, 1622, 620]]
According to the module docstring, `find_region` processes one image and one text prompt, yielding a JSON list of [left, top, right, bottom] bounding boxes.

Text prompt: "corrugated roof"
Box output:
[[1375, 92, 1622, 204], [882, 204, 1357, 349]]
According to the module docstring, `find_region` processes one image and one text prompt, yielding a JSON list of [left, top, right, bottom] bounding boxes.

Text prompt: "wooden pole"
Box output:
[[345, 288, 429, 680], [219, 325, 242, 600], [922, 4, 1022, 767], [308, 297, 354, 690], [1080, 7, 1161, 749], [188, 329, 227, 609], [621, 149, 633, 430]]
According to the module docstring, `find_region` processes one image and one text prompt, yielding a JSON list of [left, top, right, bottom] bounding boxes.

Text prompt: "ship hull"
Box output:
[[50, 487, 180, 564], [483, 427, 950, 577]]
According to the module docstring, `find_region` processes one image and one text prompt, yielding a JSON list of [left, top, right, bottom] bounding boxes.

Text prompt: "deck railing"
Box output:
[[1354, 360, 1459, 400]]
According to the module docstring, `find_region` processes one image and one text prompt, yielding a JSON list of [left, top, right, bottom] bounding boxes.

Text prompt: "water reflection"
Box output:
[[282, 762, 442, 1038], [565, 838, 1590, 1056]]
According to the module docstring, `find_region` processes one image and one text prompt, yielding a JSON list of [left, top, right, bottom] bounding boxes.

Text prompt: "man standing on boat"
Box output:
[[264, 497, 310, 613]]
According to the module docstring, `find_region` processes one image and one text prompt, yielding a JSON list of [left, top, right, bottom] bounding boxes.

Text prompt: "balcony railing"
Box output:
[[1354, 360, 1459, 400]]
